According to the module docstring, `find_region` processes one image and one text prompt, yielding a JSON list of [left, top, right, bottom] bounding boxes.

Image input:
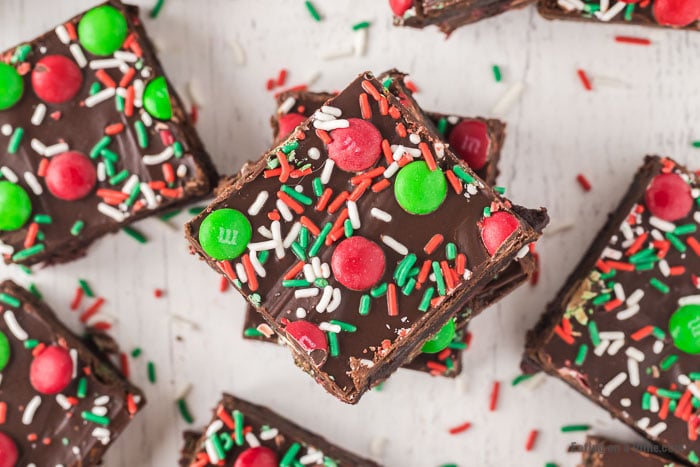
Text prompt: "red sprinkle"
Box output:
[[277, 69, 288, 87], [489, 381, 500, 411], [615, 35, 651, 46], [70, 287, 84, 311], [577, 69, 593, 91], [576, 173, 592, 192], [120, 352, 130, 378], [154, 288, 164, 298], [448, 421, 472, 435], [525, 429, 539, 451], [80, 297, 105, 323]]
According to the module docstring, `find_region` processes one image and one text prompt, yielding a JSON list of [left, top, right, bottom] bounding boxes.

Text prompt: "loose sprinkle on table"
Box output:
[[122, 226, 147, 243], [147, 361, 156, 383], [614, 35, 651, 46], [525, 429, 539, 451], [150, 0, 166, 18], [577, 69, 593, 91], [448, 421, 472, 435], [305, 1, 322, 21], [489, 380, 500, 411], [560, 424, 591, 432], [492, 65, 502, 82], [576, 173, 592, 192]]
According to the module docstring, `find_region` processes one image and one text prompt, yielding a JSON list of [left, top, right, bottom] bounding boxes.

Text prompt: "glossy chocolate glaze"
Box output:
[[0, 280, 144, 466], [0, 0, 218, 267], [525, 156, 700, 464], [186, 72, 546, 404], [576, 436, 679, 467], [178, 394, 380, 466]]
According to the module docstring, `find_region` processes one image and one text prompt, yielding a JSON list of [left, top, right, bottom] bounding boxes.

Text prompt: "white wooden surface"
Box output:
[[2, 1, 700, 465]]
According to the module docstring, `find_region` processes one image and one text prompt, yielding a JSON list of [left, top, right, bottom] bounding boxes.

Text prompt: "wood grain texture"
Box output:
[[1, 0, 699, 465]]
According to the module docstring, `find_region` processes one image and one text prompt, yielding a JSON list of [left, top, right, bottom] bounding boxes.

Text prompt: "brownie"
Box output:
[[389, 0, 537, 35], [575, 435, 681, 466], [0, 280, 145, 466], [179, 393, 379, 466], [538, 0, 700, 30], [0, 0, 218, 267], [186, 71, 547, 403], [525, 156, 700, 464]]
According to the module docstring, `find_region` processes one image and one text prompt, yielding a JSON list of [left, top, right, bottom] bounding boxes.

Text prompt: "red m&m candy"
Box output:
[[645, 172, 692, 222], [234, 446, 278, 467], [278, 113, 306, 140], [327, 118, 382, 172], [30, 345, 74, 394], [32, 55, 83, 104], [45, 151, 97, 201], [448, 120, 491, 170], [653, 0, 700, 27], [390, 0, 413, 16], [285, 320, 328, 367], [331, 236, 385, 291], [0, 431, 18, 467], [480, 211, 519, 256]]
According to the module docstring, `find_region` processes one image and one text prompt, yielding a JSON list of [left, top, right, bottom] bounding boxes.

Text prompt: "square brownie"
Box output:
[[186, 71, 546, 403], [179, 394, 379, 466], [0, 0, 218, 267], [0, 280, 144, 465], [525, 156, 700, 464]]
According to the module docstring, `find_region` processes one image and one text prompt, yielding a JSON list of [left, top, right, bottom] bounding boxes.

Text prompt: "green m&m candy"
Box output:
[[0, 331, 9, 371], [0, 181, 32, 231], [78, 5, 128, 56], [394, 161, 447, 215], [143, 76, 173, 120], [0, 63, 24, 110], [199, 209, 252, 260], [421, 319, 455, 354], [669, 304, 700, 355]]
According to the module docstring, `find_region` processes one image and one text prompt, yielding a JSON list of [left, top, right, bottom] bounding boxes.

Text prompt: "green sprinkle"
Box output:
[[432, 261, 446, 296], [11, 44, 31, 63], [666, 232, 687, 253], [244, 327, 264, 338], [324, 458, 339, 467], [131, 347, 142, 358], [575, 344, 588, 366], [308, 222, 332, 257], [210, 432, 225, 460], [312, 178, 323, 196], [440, 464, 458, 467], [402, 277, 417, 296], [24, 339, 39, 349], [19, 265, 32, 276], [173, 141, 184, 158], [77, 279, 94, 298], [33, 214, 51, 224], [448, 341, 467, 350], [89, 82, 101, 95], [545, 464, 559, 467], [150, 0, 166, 18], [81, 411, 110, 426], [642, 391, 651, 410], [298, 227, 309, 249], [445, 243, 457, 260], [115, 94, 124, 112], [283, 279, 311, 288], [344, 218, 353, 238], [233, 409, 244, 445], [511, 374, 534, 386], [109, 169, 129, 186], [352, 21, 371, 30], [660, 354, 678, 371], [291, 242, 306, 261], [560, 424, 590, 432], [649, 278, 670, 294], [100, 148, 119, 163], [656, 388, 682, 399], [147, 361, 156, 383], [330, 319, 357, 332], [591, 293, 612, 306], [452, 165, 474, 184], [370, 282, 387, 298], [281, 442, 302, 467], [689, 451, 699, 464], [493, 186, 506, 195], [122, 226, 147, 244], [125, 183, 141, 207], [328, 331, 339, 357], [624, 2, 635, 20], [77, 377, 88, 398], [394, 253, 416, 287], [690, 372, 700, 380], [0, 293, 19, 308], [281, 185, 312, 205], [635, 262, 655, 271], [281, 140, 299, 154], [359, 295, 371, 315], [588, 321, 601, 346], [382, 77, 393, 89], [693, 141, 700, 149], [103, 158, 116, 177], [304, 1, 322, 21], [7, 127, 23, 154], [90, 136, 112, 159], [188, 206, 205, 215], [437, 118, 447, 136], [492, 64, 502, 82], [135, 120, 149, 148], [629, 248, 656, 264], [419, 287, 434, 312], [673, 224, 697, 235], [175, 397, 193, 423], [258, 250, 270, 264], [11, 244, 45, 262], [313, 278, 328, 288], [249, 293, 261, 305]]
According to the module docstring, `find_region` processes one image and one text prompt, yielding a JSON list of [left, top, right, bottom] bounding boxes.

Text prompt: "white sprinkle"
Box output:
[[4, 310, 28, 340], [303, 264, 315, 283], [0, 167, 18, 183], [98, 203, 126, 222], [121, 174, 139, 194], [392, 145, 406, 161], [625, 346, 645, 362], [311, 257, 322, 278], [627, 358, 640, 387], [235, 263, 248, 284], [321, 105, 342, 117], [321, 160, 335, 184], [599, 332, 625, 340], [646, 422, 667, 438], [391, 145, 421, 158], [206, 419, 224, 437], [313, 111, 335, 122], [248, 191, 269, 216], [44, 142, 70, 157], [276, 199, 293, 222], [92, 406, 108, 417], [602, 247, 622, 260], [650, 229, 664, 241], [613, 283, 625, 301], [140, 110, 153, 127], [205, 439, 220, 464], [228, 37, 246, 65], [249, 252, 266, 278], [308, 147, 321, 160], [382, 235, 408, 255], [1, 124, 12, 136], [55, 394, 72, 410], [679, 295, 700, 306], [70, 348, 78, 378], [594, 340, 610, 356], [300, 450, 325, 465], [659, 259, 670, 277], [649, 395, 659, 413], [31, 104, 47, 126], [682, 376, 700, 400], [94, 395, 110, 406], [316, 286, 334, 313], [283, 222, 301, 248], [55, 25, 70, 44], [306, 70, 321, 87], [327, 288, 342, 312], [143, 146, 174, 165], [600, 0, 609, 12], [383, 162, 399, 178], [295, 308, 307, 319], [259, 428, 278, 441], [133, 79, 145, 107], [116, 87, 128, 99], [371, 208, 392, 222], [0, 242, 13, 255], [607, 339, 625, 356], [114, 51, 138, 62], [620, 398, 631, 408], [92, 426, 111, 441], [695, 211, 700, 225], [271, 221, 285, 259], [278, 96, 296, 114], [247, 240, 277, 252], [434, 142, 445, 159], [295, 288, 319, 299], [653, 340, 664, 354], [347, 201, 361, 229], [626, 289, 644, 306], [69, 43, 87, 68], [620, 222, 634, 241], [637, 417, 650, 430], [601, 372, 627, 397], [353, 27, 368, 57], [313, 119, 349, 131], [648, 216, 675, 233], [321, 263, 330, 278], [176, 164, 188, 178], [85, 87, 116, 107], [595, 0, 626, 21], [320, 46, 355, 61], [319, 322, 341, 333], [557, 0, 581, 11], [409, 134, 422, 145], [22, 395, 42, 425], [89, 58, 124, 69], [97, 162, 106, 182], [245, 432, 260, 448], [139, 183, 157, 209], [23, 172, 42, 195], [491, 82, 524, 115]]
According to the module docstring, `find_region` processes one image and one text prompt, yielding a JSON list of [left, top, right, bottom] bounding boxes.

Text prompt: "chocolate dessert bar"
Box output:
[[390, 0, 537, 34], [538, 0, 700, 30], [525, 156, 700, 464], [0, 280, 144, 465], [186, 71, 546, 403], [575, 435, 679, 466], [0, 0, 218, 266], [179, 394, 379, 466]]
